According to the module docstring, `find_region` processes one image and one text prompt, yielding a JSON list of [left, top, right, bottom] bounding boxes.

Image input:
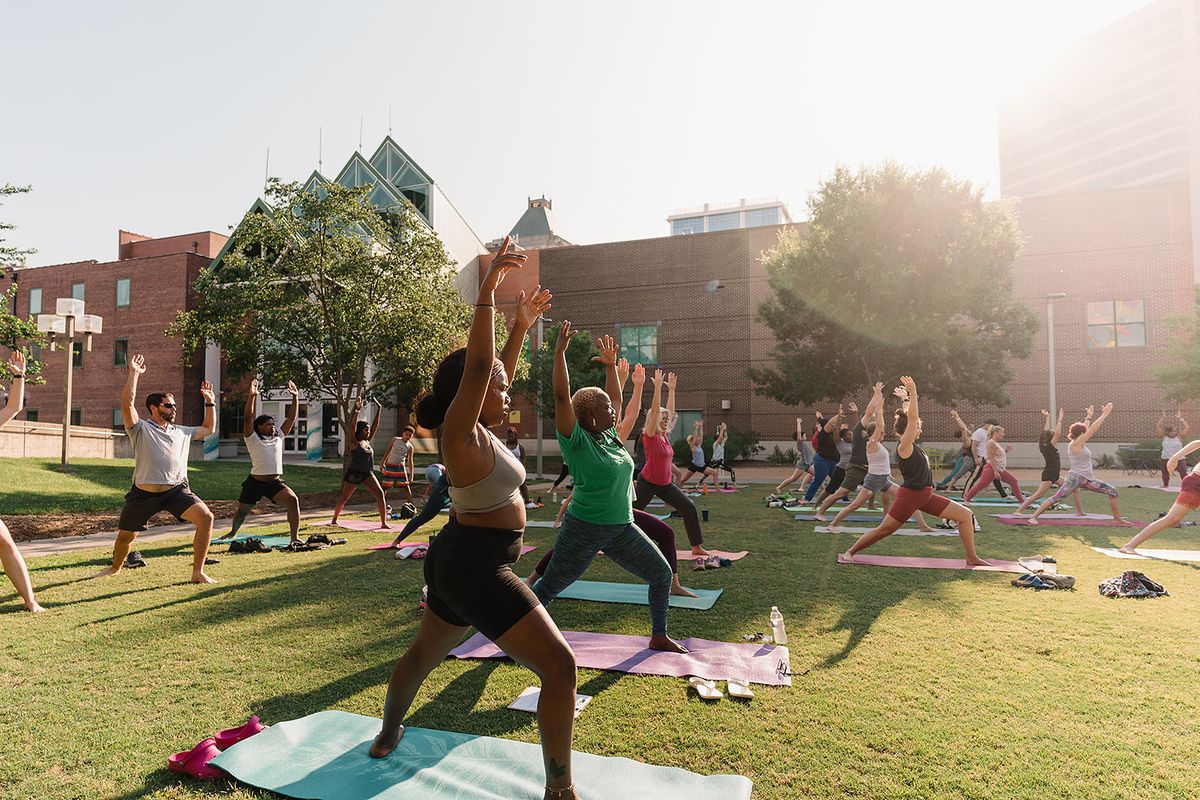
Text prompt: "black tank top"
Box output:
[[899, 443, 933, 490], [348, 442, 373, 473], [1040, 440, 1060, 473], [816, 429, 839, 460]]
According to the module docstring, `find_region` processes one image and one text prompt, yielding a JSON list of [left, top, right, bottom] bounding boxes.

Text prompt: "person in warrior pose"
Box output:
[[380, 425, 417, 505], [773, 416, 814, 496], [95, 354, 218, 583], [815, 402, 870, 522], [960, 416, 1008, 499], [632, 371, 709, 556], [679, 419, 720, 488], [368, 240, 581, 800], [1026, 403, 1124, 525], [217, 378, 303, 544], [0, 351, 44, 611], [935, 410, 975, 491], [841, 377, 987, 565], [708, 422, 738, 487], [1120, 439, 1200, 553], [962, 425, 1025, 504], [1013, 408, 1083, 517], [330, 396, 390, 529], [1157, 410, 1191, 488], [804, 407, 845, 503]]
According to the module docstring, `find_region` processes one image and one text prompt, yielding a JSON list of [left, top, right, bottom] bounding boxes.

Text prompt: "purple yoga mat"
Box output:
[[450, 630, 791, 687], [837, 553, 1027, 573], [366, 542, 536, 555], [994, 514, 1143, 527]]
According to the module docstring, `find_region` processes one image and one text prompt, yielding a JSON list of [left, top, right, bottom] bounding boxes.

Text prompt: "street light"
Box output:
[[535, 314, 552, 479], [1045, 292, 1067, 416], [37, 297, 103, 472]]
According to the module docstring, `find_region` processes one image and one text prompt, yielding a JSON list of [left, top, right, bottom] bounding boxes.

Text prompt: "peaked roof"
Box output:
[[509, 197, 560, 240]]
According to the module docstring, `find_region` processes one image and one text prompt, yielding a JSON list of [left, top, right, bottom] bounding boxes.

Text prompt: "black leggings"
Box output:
[[963, 461, 1005, 497], [633, 475, 703, 547], [825, 465, 846, 493], [552, 463, 571, 490], [708, 458, 736, 483]]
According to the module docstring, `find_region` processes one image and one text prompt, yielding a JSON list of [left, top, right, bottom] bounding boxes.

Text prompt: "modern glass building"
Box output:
[[667, 198, 793, 236]]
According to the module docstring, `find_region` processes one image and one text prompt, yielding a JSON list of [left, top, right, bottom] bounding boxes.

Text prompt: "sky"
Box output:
[[0, 0, 1156, 268]]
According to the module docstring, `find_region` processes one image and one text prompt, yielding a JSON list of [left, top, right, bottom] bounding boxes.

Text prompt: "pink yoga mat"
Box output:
[[366, 541, 536, 555], [451, 630, 791, 686], [994, 514, 1143, 527], [676, 549, 748, 561], [311, 519, 390, 531], [837, 553, 1028, 573]]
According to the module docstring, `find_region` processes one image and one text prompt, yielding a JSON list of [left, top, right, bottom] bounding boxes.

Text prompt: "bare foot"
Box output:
[[826, 525, 844, 533], [670, 578, 699, 598], [690, 546, 710, 557], [542, 786, 581, 800], [1025, 517, 1039, 526], [191, 572, 217, 584], [92, 566, 121, 579], [918, 526, 935, 532], [215, 532, 235, 540], [1117, 546, 1138, 555], [840, 551, 855, 562], [370, 726, 405, 758], [649, 635, 688, 653], [966, 558, 990, 567], [380, 522, 392, 530], [813, 514, 827, 523], [25, 601, 46, 613]]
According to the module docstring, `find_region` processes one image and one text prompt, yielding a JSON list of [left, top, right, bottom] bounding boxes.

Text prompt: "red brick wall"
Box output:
[[8, 253, 210, 429], [118, 230, 227, 261]]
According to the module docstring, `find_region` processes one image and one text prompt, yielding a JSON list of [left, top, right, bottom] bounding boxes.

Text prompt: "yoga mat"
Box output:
[[557, 580, 722, 610], [676, 549, 748, 561], [994, 514, 1143, 527], [815, 526, 956, 537], [452, 630, 792, 686], [366, 542, 537, 556], [794, 514, 916, 524], [837, 553, 1028, 573], [311, 519, 391, 531], [215, 534, 293, 548], [1157, 486, 1182, 493], [1093, 547, 1200, 562], [526, 520, 558, 528], [989, 511, 1109, 520], [784, 505, 879, 514], [210, 710, 752, 800]]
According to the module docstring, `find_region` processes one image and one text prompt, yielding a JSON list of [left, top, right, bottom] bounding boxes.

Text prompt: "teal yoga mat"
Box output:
[[558, 580, 722, 610], [215, 534, 293, 548], [210, 710, 752, 800]]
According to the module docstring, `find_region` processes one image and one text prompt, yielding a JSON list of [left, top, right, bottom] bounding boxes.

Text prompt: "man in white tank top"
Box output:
[[1157, 410, 1191, 488], [217, 379, 303, 544]]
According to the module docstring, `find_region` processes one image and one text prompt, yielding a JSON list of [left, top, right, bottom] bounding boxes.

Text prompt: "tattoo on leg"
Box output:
[[547, 758, 568, 779]]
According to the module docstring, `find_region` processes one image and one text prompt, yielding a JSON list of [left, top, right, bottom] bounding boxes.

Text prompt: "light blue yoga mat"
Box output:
[[214, 534, 293, 548], [558, 580, 722, 610], [210, 710, 752, 800]]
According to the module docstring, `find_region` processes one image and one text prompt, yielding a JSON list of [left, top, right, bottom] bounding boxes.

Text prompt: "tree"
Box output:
[[514, 324, 604, 421], [1155, 286, 1200, 402], [170, 179, 480, 441], [1, 184, 44, 384], [750, 163, 1035, 407]]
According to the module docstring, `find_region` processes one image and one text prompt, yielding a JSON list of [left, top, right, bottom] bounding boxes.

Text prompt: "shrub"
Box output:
[[767, 445, 797, 465]]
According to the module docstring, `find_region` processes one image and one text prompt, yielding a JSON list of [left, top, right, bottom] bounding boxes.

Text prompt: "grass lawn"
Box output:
[[4, 488, 1200, 798]]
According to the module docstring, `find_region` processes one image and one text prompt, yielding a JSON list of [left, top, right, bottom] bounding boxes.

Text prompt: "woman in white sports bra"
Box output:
[[1157, 410, 1191, 488], [368, 240, 582, 800]]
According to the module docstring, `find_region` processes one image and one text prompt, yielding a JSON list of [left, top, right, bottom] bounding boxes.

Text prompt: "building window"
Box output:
[[28, 344, 40, 367], [72, 341, 83, 369], [707, 212, 740, 232], [1087, 300, 1146, 348], [28, 287, 42, 315], [72, 282, 85, 301], [116, 278, 131, 308], [112, 408, 123, 430], [25, 409, 38, 422], [113, 338, 128, 367], [619, 324, 659, 366], [220, 401, 246, 439], [671, 217, 705, 236], [70, 408, 82, 426], [744, 207, 781, 227]]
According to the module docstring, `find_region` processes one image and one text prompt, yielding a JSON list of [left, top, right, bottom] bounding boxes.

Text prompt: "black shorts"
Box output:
[[424, 518, 539, 641], [343, 470, 372, 485], [1041, 467, 1061, 483], [239, 476, 288, 505], [118, 483, 203, 532]]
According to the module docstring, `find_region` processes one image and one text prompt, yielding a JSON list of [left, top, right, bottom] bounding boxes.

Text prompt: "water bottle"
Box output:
[[770, 606, 788, 645]]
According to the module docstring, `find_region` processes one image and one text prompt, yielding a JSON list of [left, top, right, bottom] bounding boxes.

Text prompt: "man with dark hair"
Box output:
[[95, 354, 218, 583], [380, 423, 417, 504], [217, 377, 302, 543]]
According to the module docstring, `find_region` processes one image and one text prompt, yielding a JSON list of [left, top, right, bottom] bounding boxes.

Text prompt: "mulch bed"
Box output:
[[6, 490, 349, 542]]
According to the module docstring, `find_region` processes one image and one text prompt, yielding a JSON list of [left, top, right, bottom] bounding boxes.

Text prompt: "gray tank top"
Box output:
[[866, 442, 891, 476], [448, 428, 527, 514], [1067, 444, 1094, 479]]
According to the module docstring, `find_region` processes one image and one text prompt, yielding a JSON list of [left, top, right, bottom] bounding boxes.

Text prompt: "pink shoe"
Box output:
[[167, 737, 226, 779], [214, 715, 267, 750]]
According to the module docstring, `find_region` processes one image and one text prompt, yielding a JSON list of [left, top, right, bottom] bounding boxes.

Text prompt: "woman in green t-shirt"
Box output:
[[532, 323, 687, 653]]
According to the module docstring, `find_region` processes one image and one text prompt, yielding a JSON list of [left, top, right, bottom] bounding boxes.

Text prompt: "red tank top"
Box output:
[[641, 432, 675, 485]]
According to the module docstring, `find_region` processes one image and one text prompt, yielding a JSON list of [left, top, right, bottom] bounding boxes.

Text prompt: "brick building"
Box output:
[[4, 230, 226, 431]]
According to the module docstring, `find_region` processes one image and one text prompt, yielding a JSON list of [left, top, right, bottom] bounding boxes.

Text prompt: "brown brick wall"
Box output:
[[7, 253, 211, 430], [119, 230, 227, 260]]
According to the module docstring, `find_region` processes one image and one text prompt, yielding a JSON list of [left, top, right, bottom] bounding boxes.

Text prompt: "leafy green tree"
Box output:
[[1155, 286, 1200, 403], [751, 163, 1035, 407], [1, 183, 44, 383], [170, 179, 478, 438], [514, 324, 604, 421]]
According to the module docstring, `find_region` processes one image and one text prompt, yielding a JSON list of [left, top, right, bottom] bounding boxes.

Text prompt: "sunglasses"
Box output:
[[159, 402, 176, 409]]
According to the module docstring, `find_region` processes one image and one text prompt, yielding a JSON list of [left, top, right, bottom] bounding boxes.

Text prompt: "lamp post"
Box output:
[[535, 314, 552, 479], [37, 298, 103, 472], [1045, 292, 1067, 416]]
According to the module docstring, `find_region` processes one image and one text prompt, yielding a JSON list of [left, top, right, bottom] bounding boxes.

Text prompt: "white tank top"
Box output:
[[866, 442, 891, 476], [1067, 443, 1094, 479], [1162, 436, 1183, 459], [988, 439, 1007, 471], [245, 433, 284, 475]]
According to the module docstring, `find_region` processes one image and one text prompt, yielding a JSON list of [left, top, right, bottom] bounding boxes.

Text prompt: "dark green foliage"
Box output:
[[1155, 286, 1200, 403], [513, 325, 604, 421]]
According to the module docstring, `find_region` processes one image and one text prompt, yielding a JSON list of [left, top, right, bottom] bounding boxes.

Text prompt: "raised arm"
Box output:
[[1072, 402, 1112, 448], [663, 372, 678, 434], [281, 380, 300, 437], [897, 376, 919, 456], [795, 416, 803, 443], [121, 354, 145, 429], [823, 405, 844, 432], [1180, 415, 1191, 437], [644, 369, 665, 437], [366, 397, 382, 440], [443, 237, 527, 441], [0, 351, 27, 428], [194, 380, 217, 439], [868, 397, 887, 447], [500, 286, 553, 386], [1156, 410, 1168, 438], [243, 379, 259, 438], [861, 385, 883, 428], [1167, 439, 1200, 471], [591, 334, 622, 417], [552, 321, 578, 438], [716, 422, 728, 444], [950, 409, 971, 440], [616, 363, 645, 441], [1051, 408, 1064, 444]]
